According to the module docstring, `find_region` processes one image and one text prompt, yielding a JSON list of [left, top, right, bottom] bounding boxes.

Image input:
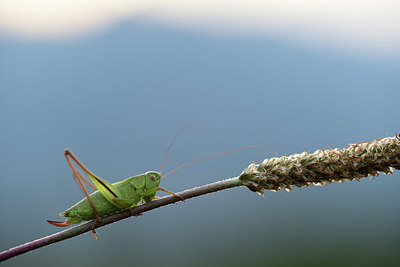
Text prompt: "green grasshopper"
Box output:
[[47, 149, 182, 238], [48, 144, 273, 238]]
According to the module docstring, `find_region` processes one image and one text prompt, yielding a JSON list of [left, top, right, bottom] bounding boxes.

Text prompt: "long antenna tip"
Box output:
[[161, 144, 277, 180], [160, 128, 186, 176]]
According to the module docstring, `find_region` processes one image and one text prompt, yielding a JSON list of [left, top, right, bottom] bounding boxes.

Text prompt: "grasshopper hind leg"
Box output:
[[47, 150, 102, 239], [64, 149, 101, 223]]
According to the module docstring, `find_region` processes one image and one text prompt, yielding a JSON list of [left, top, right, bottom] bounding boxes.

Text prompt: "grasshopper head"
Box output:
[[145, 171, 162, 188], [143, 171, 161, 203]]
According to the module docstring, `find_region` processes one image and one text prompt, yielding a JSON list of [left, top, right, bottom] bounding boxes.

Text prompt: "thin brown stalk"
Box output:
[[1, 133, 399, 262], [0, 178, 243, 262]]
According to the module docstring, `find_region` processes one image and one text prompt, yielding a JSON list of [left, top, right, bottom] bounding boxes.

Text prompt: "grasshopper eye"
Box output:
[[150, 175, 156, 181]]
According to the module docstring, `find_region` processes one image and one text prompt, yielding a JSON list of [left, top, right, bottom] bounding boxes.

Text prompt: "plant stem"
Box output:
[[0, 177, 244, 262], [1, 132, 399, 262]]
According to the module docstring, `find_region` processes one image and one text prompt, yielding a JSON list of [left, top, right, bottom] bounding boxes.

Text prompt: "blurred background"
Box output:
[[1, 1, 399, 266]]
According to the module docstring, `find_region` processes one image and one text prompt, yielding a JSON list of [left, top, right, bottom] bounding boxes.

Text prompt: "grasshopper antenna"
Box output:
[[160, 127, 186, 177], [161, 144, 278, 180]]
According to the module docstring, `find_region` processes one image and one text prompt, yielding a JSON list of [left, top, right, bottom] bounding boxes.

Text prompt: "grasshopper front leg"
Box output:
[[142, 187, 185, 203], [158, 187, 185, 202]]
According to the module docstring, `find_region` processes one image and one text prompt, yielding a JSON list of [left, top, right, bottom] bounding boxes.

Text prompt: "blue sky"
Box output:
[[1, 1, 399, 57]]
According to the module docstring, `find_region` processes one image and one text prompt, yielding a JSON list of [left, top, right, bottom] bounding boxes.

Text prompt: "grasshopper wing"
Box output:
[[87, 173, 126, 208]]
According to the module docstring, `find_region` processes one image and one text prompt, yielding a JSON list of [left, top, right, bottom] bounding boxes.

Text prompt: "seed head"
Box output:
[[240, 133, 400, 195]]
